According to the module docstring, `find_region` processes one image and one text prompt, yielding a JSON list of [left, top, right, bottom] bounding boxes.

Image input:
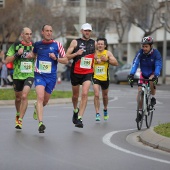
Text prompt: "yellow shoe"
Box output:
[[104, 110, 109, 120], [104, 115, 109, 121], [33, 102, 38, 120], [15, 120, 22, 129]]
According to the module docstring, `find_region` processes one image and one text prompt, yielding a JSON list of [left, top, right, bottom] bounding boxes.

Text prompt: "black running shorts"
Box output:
[[13, 77, 34, 92], [71, 73, 92, 86], [92, 78, 109, 90]]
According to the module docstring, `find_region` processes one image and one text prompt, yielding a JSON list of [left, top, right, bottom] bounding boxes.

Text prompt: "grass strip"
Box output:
[[0, 89, 94, 100], [154, 123, 170, 138]]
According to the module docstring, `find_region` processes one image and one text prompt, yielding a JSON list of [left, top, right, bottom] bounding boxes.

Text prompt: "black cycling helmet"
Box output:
[[141, 36, 153, 45]]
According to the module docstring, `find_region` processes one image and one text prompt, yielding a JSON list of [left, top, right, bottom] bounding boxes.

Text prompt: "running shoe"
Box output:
[[151, 97, 156, 106], [15, 120, 22, 129], [96, 113, 100, 121], [75, 118, 83, 128], [33, 102, 38, 120], [103, 110, 109, 120], [72, 108, 79, 124], [38, 122, 46, 133]]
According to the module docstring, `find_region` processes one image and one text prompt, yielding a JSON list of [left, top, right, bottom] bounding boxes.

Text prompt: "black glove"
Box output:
[[128, 74, 134, 87], [14, 52, 21, 60], [152, 76, 158, 85]]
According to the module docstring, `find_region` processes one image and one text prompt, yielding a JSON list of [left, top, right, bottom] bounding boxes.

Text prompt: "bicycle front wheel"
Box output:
[[136, 90, 144, 130], [146, 95, 154, 128]]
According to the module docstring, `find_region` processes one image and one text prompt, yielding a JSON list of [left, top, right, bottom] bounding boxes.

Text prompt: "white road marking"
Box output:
[[102, 128, 170, 164], [109, 96, 118, 102], [107, 107, 124, 109]]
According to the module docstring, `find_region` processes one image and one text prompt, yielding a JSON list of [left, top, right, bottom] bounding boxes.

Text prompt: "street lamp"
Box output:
[[160, 0, 168, 84], [74, 0, 86, 37], [162, 12, 167, 84]]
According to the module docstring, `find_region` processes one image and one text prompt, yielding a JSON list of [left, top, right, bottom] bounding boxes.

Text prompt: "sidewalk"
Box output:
[[139, 128, 170, 152]]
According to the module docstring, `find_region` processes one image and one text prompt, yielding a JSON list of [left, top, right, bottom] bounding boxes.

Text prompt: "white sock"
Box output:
[[151, 95, 155, 98]]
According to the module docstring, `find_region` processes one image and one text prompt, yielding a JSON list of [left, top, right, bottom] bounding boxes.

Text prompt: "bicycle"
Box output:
[[130, 79, 155, 130]]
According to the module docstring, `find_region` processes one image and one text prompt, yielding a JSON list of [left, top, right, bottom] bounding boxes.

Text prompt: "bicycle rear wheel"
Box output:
[[146, 95, 154, 128], [136, 91, 144, 130]]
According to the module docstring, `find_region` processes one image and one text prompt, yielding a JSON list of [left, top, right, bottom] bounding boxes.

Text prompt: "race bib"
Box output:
[[95, 66, 105, 75], [39, 61, 52, 73], [20, 62, 32, 73], [80, 57, 92, 69]]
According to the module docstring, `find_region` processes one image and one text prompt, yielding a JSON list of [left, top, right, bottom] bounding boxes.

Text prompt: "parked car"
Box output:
[[113, 63, 140, 84]]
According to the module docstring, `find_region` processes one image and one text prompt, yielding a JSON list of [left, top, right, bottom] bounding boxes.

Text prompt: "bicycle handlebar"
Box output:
[[136, 78, 154, 81], [130, 78, 156, 89]]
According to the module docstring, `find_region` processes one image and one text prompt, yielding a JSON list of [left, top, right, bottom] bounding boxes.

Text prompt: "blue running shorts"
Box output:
[[34, 72, 56, 94]]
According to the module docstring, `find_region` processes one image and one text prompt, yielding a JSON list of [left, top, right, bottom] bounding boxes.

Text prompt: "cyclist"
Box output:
[[128, 36, 162, 122]]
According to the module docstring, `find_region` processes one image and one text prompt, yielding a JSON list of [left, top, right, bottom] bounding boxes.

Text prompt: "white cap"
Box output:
[[81, 23, 92, 31]]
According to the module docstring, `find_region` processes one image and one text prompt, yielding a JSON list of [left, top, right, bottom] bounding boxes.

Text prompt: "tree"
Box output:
[[0, 0, 61, 50], [161, 0, 170, 33], [0, 0, 23, 49], [121, 0, 164, 37], [109, 6, 129, 61], [21, 2, 60, 40]]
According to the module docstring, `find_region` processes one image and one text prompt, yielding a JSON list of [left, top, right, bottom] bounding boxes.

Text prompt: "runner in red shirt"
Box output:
[[66, 23, 96, 128]]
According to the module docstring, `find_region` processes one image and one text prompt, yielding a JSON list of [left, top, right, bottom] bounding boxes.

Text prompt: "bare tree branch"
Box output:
[[121, 0, 164, 36]]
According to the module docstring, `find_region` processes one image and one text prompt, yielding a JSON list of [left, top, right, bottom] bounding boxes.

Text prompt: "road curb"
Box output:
[[139, 127, 170, 153]]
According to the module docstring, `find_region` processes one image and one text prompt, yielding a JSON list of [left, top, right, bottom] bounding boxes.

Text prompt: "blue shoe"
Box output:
[[96, 113, 100, 121]]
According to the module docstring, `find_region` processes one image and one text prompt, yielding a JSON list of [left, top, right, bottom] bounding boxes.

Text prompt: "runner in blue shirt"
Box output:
[[33, 24, 68, 133], [128, 36, 162, 120]]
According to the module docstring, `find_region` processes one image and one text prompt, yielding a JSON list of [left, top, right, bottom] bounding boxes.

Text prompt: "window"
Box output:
[[0, 0, 5, 8]]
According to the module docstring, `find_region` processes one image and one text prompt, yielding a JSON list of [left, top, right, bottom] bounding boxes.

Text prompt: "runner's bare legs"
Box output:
[[78, 80, 91, 117], [93, 84, 100, 114]]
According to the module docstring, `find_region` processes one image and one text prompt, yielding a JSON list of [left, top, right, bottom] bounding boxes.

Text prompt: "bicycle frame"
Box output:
[[135, 79, 155, 130], [140, 82, 150, 115]]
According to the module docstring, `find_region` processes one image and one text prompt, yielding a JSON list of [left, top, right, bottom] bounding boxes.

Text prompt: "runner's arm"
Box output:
[[5, 44, 16, 63], [154, 50, 162, 77], [107, 51, 118, 66], [57, 41, 68, 64], [65, 40, 83, 60]]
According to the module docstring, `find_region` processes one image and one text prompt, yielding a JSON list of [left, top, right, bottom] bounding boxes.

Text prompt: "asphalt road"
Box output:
[[0, 82, 170, 170]]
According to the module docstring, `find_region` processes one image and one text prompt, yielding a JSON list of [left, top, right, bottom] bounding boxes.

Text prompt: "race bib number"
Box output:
[[20, 62, 32, 73], [95, 66, 105, 75], [39, 61, 52, 73], [80, 57, 92, 69]]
